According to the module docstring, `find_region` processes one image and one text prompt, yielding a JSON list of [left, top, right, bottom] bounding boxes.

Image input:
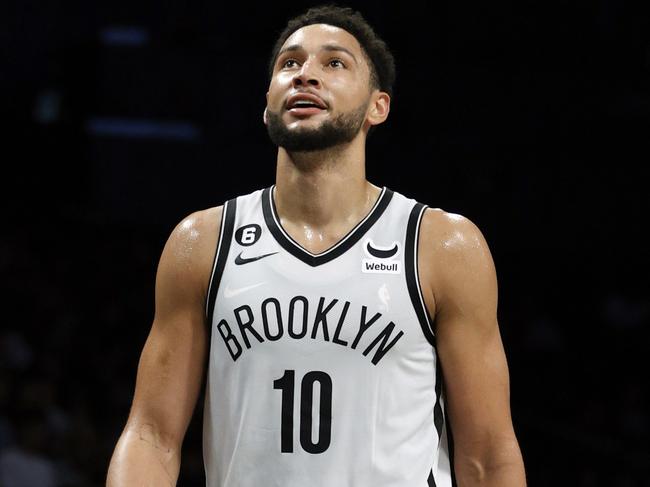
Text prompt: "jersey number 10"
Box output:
[[273, 369, 333, 454]]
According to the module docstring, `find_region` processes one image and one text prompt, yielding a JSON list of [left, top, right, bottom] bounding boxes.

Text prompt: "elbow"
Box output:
[[124, 419, 181, 455], [454, 439, 526, 486]]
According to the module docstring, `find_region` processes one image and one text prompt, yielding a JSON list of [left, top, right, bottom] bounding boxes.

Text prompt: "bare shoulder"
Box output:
[[171, 206, 223, 242], [158, 205, 224, 300], [165, 206, 223, 259], [419, 207, 493, 263], [420, 208, 486, 254], [417, 208, 497, 316]]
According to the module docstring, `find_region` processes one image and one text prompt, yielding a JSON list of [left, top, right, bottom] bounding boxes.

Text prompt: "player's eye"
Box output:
[[282, 59, 299, 69], [328, 59, 345, 68]]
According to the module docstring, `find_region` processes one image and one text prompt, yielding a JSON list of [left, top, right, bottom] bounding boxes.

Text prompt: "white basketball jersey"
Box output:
[[203, 186, 455, 487]]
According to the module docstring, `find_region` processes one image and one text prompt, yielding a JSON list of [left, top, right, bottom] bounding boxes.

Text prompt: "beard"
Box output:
[[265, 101, 369, 152]]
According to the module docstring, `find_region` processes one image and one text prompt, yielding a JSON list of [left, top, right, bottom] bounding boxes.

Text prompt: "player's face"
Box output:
[[265, 24, 374, 152]]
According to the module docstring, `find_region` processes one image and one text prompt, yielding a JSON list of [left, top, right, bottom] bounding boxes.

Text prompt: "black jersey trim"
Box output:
[[408, 203, 456, 486], [405, 202, 436, 347], [427, 469, 437, 486], [205, 198, 237, 329], [446, 401, 458, 487], [434, 379, 457, 487], [433, 354, 444, 441], [261, 185, 394, 267], [428, 389, 454, 487], [449, 430, 457, 487]]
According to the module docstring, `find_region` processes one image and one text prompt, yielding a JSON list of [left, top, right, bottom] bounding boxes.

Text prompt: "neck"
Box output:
[[273, 133, 381, 242]]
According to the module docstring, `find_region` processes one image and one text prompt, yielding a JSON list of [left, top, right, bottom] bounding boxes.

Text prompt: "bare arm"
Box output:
[[106, 207, 222, 487], [419, 210, 526, 486]]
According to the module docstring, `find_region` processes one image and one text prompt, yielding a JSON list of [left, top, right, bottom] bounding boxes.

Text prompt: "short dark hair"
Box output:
[[268, 5, 396, 98]]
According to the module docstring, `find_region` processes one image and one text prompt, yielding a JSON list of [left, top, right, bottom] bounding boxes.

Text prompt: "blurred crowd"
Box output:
[[0, 215, 203, 486]]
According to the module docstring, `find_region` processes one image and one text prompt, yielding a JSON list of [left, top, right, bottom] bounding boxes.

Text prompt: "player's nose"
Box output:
[[292, 59, 321, 88]]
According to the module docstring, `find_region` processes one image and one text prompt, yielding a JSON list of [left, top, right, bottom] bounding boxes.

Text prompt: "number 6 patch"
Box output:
[[235, 224, 262, 246]]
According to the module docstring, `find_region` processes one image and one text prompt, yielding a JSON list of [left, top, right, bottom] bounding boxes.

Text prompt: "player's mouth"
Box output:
[[285, 92, 328, 117]]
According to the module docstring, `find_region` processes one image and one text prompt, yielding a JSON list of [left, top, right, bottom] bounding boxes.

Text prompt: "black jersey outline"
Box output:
[[262, 185, 394, 267], [206, 198, 237, 327]]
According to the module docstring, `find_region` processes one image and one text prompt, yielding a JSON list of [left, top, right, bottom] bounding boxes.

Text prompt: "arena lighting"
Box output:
[[100, 26, 149, 47], [85, 117, 201, 141]]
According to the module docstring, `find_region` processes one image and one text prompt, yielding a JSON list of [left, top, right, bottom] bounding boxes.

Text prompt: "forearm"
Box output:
[[454, 442, 526, 487], [106, 426, 181, 487]]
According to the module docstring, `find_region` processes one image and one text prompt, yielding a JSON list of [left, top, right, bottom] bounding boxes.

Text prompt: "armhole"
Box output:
[[408, 204, 453, 486], [405, 202, 436, 347], [205, 198, 238, 330]]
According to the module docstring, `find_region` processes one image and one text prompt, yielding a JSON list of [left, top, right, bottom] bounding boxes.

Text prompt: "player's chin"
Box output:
[[285, 114, 326, 130]]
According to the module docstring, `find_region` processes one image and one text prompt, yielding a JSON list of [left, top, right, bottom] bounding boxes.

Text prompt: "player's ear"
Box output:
[[367, 91, 390, 127], [263, 92, 270, 125]]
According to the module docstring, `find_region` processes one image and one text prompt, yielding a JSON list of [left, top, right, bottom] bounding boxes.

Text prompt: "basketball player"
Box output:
[[107, 6, 526, 486]]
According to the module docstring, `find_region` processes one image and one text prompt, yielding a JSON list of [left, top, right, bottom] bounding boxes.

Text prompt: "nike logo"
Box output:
[[234, 251, 278, 265], [366, 241, 399, 259], [223, 281, 266, 298]]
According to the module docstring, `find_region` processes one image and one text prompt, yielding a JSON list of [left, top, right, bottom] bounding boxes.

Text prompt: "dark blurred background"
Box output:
[[1, 0, 649, 485]]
